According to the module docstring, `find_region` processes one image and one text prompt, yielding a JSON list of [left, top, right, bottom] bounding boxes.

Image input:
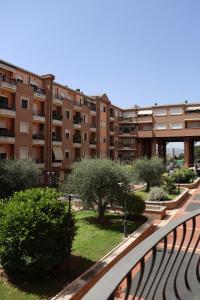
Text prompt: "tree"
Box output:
[[133, 157, 165, 192], [0, 159, 40, 198], [120, 193, 145, 218], [63, 159, 129, 218], [0, 188, 76, 275]]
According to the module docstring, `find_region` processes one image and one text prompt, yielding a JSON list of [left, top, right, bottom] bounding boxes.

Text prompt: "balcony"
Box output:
[[53, 94, 63, 106], [32, 134, 45, 145], [137, 116, 153, 123], [0, 129, 15, 143], [73, 101, 82, 111], [52, 161, 62, 167], [52, 135, 62, 146], [35, 159, 45, 168], [90, 140, 96, 148], [52, 112, 63, 126], [82, 209, 200, 300], [110, 127, 115, 135], [118, 117, 137, 124], [0, 76, 16, 92], [33, 88, 46, 101], [90, 124, 97, 132], [118, 128, 137, 137], [73, 136, 82, 147], [73, 117, 82, 129], [118, 143, 137, 150], [90, 104, 97, 115], [33, 111, 45, 123], [0, 103, 16, 118]]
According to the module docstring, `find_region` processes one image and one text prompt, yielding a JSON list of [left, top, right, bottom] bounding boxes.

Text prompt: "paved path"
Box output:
[[120, 186, 200, 300]]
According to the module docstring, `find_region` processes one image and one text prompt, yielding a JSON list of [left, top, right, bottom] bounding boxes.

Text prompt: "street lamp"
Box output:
[[118, 182, 128, 238], [67, 194, 72, 279], [46, 171, 55, 186]]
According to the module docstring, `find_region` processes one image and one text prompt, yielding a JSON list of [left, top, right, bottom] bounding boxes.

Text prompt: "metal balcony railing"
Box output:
[[0, 75, 16, 85], [83, 209, 200, 300], [0, 103, 15, 110], [33, 111, 45, 117], [32, 134, 45, 140], [0, 129, 15, 137], [52, 135, 62, 142], [73, 136, 81, 143], [73, 117, 82, 124], [53, 112, 63, 120], [33, 87, 45, 95]]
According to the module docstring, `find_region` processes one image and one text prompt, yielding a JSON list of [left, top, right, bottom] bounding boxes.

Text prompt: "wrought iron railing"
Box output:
[[83, 209, 200, 300]]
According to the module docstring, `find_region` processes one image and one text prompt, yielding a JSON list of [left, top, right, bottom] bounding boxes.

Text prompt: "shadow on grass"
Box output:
[[5, 255, 95, 299], [82, 214, 147, 234]]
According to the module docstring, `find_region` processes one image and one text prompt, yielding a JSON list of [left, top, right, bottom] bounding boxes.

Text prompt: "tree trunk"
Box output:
[[98, 205, 106, 219], [145, 181, 150, 192]]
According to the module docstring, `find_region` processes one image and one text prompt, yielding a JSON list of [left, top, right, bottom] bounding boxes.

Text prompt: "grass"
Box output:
[[135, 188, 180, 201], [0, 210, 145, 300]]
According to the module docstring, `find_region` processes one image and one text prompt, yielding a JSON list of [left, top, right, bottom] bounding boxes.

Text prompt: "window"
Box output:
[[20, 121, 29, 134], [66, 110, 71, 119], [83, 132, 87, 141], [103, 137, 106, 143], [65, 149, 70, 159], [83, 115, 88, 123], [0, 96, 8, 108], [16, 75, 23, 83], [0, 148, 7, 160], [154, 123, 167, 130], [154, 109, 167, 116], [20, 147, 28, 159], [65, 129, 70, 139], [103, 106, 106, 112], [169, 107, 182, 115], [123, 111, 136, 118], [170, 123, 183, 130], [21, 98, 29, 109]]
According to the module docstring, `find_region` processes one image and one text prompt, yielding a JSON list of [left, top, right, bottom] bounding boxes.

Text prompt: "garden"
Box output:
[[0, 157, 197, 300]]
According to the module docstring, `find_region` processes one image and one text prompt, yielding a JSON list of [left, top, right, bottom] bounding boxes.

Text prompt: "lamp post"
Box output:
[[118, 183, 128, 238], [46, 171, 55, 186], [67, 194, 72, 279]]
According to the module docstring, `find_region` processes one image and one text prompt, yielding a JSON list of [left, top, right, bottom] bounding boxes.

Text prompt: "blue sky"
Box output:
[[1, 0, 200, 108]]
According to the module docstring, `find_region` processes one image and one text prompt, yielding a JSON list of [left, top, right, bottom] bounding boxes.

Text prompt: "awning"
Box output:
[[53, 146, 63, 160], [138, 110, 153, 115], [185, 106, 200, 111]]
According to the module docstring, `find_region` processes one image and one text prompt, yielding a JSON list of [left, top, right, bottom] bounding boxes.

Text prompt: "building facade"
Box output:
[[0, 59, 199, 183]]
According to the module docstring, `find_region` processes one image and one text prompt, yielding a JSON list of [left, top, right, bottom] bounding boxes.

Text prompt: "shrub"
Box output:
[[0, 188, 77, 275], [162, 173, 176, 194], [149, 187, 168, 201], [0, 159, 40, 198], [172, 168, 196, 184], [124, 193, 145, 217]]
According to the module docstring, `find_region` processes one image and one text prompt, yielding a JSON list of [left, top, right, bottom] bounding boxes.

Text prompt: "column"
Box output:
[[151, 138, 157, 157], [184, 138, 190, 167]]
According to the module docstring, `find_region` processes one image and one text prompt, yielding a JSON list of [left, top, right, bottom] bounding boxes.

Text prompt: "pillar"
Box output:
[[184, 138, 190, 168], [151, 138, 157, 157]]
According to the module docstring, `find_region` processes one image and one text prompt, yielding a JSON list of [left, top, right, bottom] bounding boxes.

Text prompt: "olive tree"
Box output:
[[133, 156, 165, 192], [63, 159, 129, 218], [0, 159, 40, 198]]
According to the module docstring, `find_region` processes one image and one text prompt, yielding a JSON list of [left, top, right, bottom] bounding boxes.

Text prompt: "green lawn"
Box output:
[[135, 189, 179, 201], [0, 210, 145, 300]]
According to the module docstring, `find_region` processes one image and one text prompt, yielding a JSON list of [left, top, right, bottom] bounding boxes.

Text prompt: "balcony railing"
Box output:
[[83, 209, 200, 300], [73, 136, 81, 143], [32, 134, 45, 140], [90, 140, 96, 145], [90, 124, 96, 128], [0, 129, 15, 137], [33, 111, 45, 117], [33, 87, 45, 96], [0, 103, 15, 111], [52, 113, 63, 120], [73, 117, 82, 124], [0, 75, 16, 85], [52, 135, 62, 142]]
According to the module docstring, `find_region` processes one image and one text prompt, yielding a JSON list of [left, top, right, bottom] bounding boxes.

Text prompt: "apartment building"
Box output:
[[0, 58, 200, 184]]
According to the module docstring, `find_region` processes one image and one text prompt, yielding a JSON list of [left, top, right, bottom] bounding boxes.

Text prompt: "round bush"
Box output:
[[0, 188, 76, 275], [124, 193, 145, 216], [149, 187, 167, 201]]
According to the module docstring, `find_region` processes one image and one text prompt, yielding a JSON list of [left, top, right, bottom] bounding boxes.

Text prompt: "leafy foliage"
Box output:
[[149, 186, 168, 201], [172, 168, 196, 183], [62, 159, 129, 218], [162, 173, 176, 194], [0, 159, 40, 198], [0, 188, 77, 275], [133, 157, 165, 191], [123, 193, 145, 217]]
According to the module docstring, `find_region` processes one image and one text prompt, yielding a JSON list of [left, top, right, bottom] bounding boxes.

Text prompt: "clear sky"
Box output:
[[1, 0, 200, 108]]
